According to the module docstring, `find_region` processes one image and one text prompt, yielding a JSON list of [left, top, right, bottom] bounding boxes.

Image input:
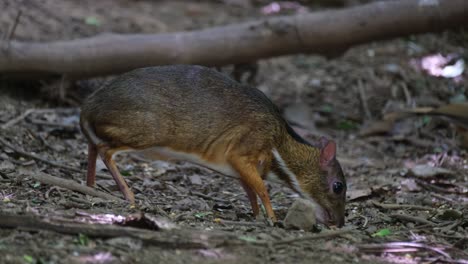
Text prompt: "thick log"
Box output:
[[0, 0, 467, 79]]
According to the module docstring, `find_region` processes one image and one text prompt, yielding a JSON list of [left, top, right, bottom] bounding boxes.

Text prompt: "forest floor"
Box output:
[[0, 1, 467, 263]]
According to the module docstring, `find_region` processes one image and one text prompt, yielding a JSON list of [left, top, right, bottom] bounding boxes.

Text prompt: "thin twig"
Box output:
[[357, 79, 372, 120], [430, 193, 458, 204], [27, 129, 62, 152], [0, 108, 77, 130], [441, 220, 462, 232], [0, 171, 10, 179], [372, 201, 434, 211], [413, 221, 453, 231], [400, 82, 412, 106], [6, 10, 22, 42], [0, 136, 111, 179], [390, 214, 435, 226], [416, 179, 457, 194], [59, 75, 67, 101], [359, 214, 369, 228], [1, 109, 36, 129], [32, 172, 123, 202], [45, 186, 64, 200], [29, 119, 76, 129], [358, 242, 452, 259]]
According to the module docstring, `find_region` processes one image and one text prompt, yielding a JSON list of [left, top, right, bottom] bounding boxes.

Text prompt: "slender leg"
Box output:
[[86, 143, 98, 187], [231, 159, 277, 222], [98, 146, 135, 204], [240, 180, 259, 217]]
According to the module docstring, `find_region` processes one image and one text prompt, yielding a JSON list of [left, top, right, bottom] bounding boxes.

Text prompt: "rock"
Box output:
[[284, 198, 317, 230]]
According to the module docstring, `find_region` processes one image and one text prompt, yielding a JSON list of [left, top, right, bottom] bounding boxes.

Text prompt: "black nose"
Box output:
[[334, 214, 345, 227], [329, 213, 345, 227]]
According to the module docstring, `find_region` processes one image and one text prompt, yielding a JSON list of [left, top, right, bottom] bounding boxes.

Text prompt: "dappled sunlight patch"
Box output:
[[72, 252, 116, 264], [261, 1, 307, 15], [197, 248, 234, 260], [74, 211, 176, 230], [0, 192, 15, 203], [411, 53, 465, 80]]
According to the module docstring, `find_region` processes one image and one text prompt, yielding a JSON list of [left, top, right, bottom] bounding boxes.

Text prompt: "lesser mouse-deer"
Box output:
[[80, 65, 346, 226]]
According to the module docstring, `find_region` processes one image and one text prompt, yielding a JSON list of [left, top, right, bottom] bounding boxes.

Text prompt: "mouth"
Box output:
[[313, 205, 344, 227]]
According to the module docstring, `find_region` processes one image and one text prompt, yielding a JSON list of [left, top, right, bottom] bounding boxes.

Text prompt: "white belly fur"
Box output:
[[136, 147, 239, 177]]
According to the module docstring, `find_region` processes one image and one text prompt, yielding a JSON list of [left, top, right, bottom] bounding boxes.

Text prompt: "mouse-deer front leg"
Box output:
[[240, 180, 260, 218], [231, 157, 277, 222]]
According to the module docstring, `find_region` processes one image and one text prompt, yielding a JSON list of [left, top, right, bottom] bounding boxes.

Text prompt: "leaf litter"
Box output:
[[0, 0, 467, 263]]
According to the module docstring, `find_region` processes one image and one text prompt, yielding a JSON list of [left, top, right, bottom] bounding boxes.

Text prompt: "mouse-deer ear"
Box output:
[[320, 140, 336, 169]]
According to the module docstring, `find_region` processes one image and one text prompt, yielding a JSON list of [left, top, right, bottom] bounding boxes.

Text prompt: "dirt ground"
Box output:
[[0, 1, 467, 263]]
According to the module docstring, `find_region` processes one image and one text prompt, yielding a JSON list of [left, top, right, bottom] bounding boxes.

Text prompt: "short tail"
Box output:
[[79, 117, 103, 146]]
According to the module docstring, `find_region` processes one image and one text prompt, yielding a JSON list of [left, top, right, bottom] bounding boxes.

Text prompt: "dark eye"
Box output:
[[332, 181, 344, 194]]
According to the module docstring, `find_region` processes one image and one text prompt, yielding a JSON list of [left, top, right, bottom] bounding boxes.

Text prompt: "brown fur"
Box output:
[[80, 65, 346, 226]]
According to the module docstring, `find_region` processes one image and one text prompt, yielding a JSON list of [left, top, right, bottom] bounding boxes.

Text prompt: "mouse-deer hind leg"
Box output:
[[97, 145, 135, 204], [86, 143, 98, 187]]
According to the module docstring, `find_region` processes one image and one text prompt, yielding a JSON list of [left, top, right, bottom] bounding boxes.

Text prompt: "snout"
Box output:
[[334, 213, 345, 227], [314, 206, 345, 227]]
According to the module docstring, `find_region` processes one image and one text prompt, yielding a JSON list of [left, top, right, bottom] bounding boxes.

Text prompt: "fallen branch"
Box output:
[[0, 211, 354, 250], [357, 79, 372, 120], [31, 172, 122, 202], [1, 0, 467, 79], [0, 212, 233, 249]]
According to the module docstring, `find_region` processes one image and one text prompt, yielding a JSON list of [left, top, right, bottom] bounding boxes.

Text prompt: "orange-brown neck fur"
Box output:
[[269, 127, 322, 197]]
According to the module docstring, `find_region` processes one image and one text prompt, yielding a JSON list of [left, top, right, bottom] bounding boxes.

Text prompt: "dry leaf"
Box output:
[[408, 164, 455, 179], [347, 189, 372, 201], [359, 120, 394, 136]]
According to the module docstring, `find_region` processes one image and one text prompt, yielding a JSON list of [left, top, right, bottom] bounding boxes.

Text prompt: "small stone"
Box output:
[[284, 198, 317, 231], [189, 175, 202, 185]]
